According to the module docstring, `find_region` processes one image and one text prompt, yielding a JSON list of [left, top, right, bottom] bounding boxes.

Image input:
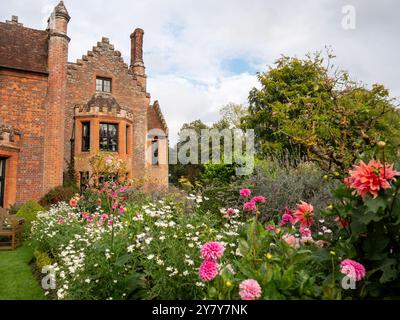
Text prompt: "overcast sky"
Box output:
[[1, 0, 399, 142]]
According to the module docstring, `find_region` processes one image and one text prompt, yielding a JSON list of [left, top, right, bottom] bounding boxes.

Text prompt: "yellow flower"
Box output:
[[330, 251, 336, 256], [266, 253, 273, 260], [225, 280, 232, 288]]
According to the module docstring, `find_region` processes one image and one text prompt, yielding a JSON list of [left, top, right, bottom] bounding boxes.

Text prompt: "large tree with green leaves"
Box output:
[[243, 50, 400, 173]]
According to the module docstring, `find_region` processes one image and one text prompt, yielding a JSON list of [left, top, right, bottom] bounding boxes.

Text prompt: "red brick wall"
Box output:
[[0, 68, 48, 203], [65, 38, 150, 182]]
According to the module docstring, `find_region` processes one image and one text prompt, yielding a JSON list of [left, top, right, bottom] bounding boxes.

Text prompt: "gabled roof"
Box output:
[[148, 100, 168, 135], [0, 21, 48, 73]]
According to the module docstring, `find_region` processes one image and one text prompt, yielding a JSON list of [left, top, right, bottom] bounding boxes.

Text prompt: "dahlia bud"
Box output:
[[377, 141, 386, 149], [225, 280, 232, 287], [327, 204, 333, 210], [323, 175, 329, 180]]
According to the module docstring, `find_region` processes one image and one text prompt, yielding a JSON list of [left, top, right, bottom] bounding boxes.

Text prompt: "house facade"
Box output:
[[0, 1, 168, 208]]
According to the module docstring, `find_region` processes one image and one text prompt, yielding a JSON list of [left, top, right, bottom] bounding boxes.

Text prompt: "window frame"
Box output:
[[96, 77, 112, 93], [81, 121, 91, 152], [151, 136, 159, 166], [99, 122, 119, 152]]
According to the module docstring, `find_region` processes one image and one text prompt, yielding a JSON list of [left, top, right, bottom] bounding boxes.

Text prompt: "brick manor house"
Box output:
[[0, 1, 168, 208]]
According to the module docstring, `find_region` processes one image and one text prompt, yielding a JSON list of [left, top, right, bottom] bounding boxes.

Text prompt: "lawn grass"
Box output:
[[0, 245, 46, 300]]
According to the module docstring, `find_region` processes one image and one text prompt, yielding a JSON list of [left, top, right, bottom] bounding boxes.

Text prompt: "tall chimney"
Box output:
[[130, 28, 146, 88], [43, 1, 70, 192]]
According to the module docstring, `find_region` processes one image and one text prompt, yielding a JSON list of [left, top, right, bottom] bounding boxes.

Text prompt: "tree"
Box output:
[[219, 103, 248, 129], [242, 50, 400, 173]]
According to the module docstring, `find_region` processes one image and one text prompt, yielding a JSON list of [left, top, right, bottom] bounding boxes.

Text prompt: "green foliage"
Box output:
[[33, 250, 53, 270], [39, 185, 79, 208], [16, 200, 44, 237], [243, 50, 400, 173], [200, 162, 238, 185]]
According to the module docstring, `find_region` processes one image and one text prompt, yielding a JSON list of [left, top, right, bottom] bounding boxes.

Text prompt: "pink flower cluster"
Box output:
[[340, 259, 366, 281], [239, 279, 262, 300], [199, 242, 225, 282], [240, 189, 266, 213]]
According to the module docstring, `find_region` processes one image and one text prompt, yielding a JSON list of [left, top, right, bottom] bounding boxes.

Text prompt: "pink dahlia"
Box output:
[[239, 279, 262, 300], [243, 201, 256, 212], [299, 226, 311, 237], [251, 196, 266, 204], [340, 259, 366, 281], [294, 201, 314, 228], [280, 207, 295, 226], [344, 160, 400, 199], [200, 242, 225, 261], [239, 188, 251, 197], [282, 234, 300, 249], [199, 260, 219, 282]]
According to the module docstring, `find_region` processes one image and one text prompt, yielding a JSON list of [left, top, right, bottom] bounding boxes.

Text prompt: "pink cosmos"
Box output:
[[251, 196, 266, 204], [200, 242, 225, 261], [100, 214, 109, 221], [226, 208, 236, 215], [243, 201, 256, 212], [340, 259, 366, 281], [86, 216, 93, 223], [119, 187, 126, 193], [239, 188, 251, 197], [111, 191, 117, 198], [344, 160, 400, 199], [112, 202, 118, 209], [119, 205, 126, 214], [57, 218, 64, 224], [69, 198, 78, 207], [239, 279, 262, 300], [199, 260, 219, 282], [108, 220, 113, 226], [280, 207, 295, 226], [282, 234, 300, 249]]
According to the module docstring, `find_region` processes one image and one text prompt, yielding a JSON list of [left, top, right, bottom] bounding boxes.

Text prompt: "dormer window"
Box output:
[[96, 77, 111, 93]]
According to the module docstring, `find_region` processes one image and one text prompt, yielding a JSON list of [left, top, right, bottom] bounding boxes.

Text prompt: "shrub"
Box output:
[[243, 160, 338, 222], [16, 200, 44, 237], [39, 185, 79, 208]]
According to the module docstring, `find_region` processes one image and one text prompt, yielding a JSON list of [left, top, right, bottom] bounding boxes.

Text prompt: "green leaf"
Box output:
[[115, 254, 132, 267], [364, 196, 387, 213], [379, 259, 398, 283]]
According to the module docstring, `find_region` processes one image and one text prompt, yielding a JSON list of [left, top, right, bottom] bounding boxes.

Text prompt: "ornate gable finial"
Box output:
[[54, 1, 70, 21]]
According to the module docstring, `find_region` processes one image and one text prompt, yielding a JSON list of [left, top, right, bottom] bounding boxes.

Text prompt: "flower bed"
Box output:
[[30, 159, 400, 299]]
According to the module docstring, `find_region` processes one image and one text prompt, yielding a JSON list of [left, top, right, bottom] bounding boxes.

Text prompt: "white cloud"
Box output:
[[148, 73, 259, 143]]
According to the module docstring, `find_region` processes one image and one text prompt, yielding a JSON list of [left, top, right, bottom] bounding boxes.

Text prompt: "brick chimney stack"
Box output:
[[43, 1, 70, 192], [130, 28, 146, 89]]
